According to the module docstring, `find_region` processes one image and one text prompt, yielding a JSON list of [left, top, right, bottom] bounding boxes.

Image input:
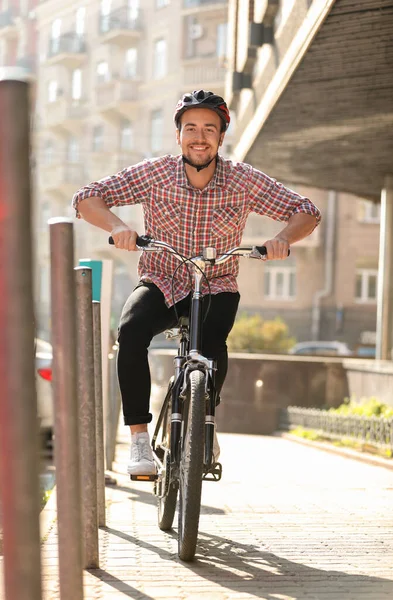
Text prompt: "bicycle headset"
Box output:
[[173, 89, 231, 173]]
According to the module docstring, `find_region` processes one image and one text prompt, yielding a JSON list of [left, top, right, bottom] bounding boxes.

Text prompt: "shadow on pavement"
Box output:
[[104, 526, 393, 598], [111, 483, 225, 514], [87, 569, 154, 599]]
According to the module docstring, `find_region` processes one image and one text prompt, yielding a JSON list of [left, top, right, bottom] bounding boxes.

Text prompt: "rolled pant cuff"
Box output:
[[124, 413, 153, 426]]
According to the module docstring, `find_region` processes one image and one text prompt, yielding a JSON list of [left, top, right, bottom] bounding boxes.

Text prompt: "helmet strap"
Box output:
[[182, 154, 217, 172]]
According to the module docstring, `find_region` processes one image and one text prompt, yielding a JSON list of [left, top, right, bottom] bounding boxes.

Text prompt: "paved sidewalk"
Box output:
[[34, 426, 393, 600]]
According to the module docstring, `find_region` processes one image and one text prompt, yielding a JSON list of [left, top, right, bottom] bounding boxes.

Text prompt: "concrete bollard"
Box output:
[[93, 301, 106, 527], [0, 68, 43, 600], [75, 267, 99, 568], [49, 218, 84, 599]]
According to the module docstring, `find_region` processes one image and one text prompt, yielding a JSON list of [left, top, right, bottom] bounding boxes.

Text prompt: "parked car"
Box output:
[[35, 338, 53, 448], [289, 341, 353, 357]]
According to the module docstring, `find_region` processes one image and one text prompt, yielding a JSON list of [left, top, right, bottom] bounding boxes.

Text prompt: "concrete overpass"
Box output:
[[226, 0, 393, 359]]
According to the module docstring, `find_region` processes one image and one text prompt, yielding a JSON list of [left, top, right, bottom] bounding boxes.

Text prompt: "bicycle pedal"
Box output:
[[203, 462, 222, 482], [130, 474, 158, 482]]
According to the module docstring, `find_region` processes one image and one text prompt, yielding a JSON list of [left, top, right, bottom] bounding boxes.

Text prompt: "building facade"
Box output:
[[0, 0, 380, 351], [31, 0, 230, 335]]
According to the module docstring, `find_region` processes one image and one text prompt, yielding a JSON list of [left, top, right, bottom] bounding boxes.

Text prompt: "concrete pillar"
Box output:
[[376, 176, 393, 360]]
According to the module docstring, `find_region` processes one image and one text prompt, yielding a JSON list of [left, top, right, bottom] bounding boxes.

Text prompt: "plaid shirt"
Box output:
[[73, 155, 321, 306]]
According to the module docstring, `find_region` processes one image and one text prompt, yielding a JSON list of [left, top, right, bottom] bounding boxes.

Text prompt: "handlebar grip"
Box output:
[[108, 234, 153, 247], [255, 246, 291, 257]]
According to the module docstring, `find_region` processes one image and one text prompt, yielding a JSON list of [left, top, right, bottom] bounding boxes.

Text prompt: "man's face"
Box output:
[[176, 108, 225, 166]]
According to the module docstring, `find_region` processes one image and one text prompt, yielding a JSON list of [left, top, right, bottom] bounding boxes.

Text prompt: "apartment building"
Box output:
[[238, 188, 379, 349], [1, 0, 380, 351], [0, 0, 37, 71], [33, 0, 230, 335]]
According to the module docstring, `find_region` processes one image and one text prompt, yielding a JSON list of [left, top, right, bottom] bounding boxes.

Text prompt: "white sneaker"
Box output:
[[213, 427, 220, 463], [127, 432, 156, 476]]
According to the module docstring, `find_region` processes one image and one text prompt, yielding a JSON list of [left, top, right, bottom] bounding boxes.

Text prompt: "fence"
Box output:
[[279, 406, 393, 453]]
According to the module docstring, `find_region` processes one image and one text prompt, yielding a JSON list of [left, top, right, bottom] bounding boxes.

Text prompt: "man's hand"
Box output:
[[110, 225, 138, 251], [262, 236, 290, 260]]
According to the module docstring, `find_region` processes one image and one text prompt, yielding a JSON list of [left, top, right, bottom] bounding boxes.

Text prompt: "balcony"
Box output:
[[98, 6, 142, 46], [94, 79, 139, 120], [87, 151, 141, 181], [182, 56, 227, 89], [0, 9, 17, 38], [47, 33, 87, 68], [182, 0, 227, 15], [40, 163, 85, 198], [44, 98, 88, 133]]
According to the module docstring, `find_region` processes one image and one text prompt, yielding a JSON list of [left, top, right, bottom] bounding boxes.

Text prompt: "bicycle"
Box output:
[[109, 233, 283, 561]]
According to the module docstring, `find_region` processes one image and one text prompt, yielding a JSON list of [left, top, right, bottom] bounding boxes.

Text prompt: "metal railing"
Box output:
[[279, 406, 393, 452], [48, 33, 86, 58], [99, 6, 142, 34], [183, 0, 226, 8]]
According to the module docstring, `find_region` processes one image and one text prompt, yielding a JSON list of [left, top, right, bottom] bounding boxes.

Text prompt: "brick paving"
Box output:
[[2, 427, 393, 599]]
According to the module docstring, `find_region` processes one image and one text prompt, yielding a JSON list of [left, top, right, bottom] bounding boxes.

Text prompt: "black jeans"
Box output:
[[117, 282, 240, 426]]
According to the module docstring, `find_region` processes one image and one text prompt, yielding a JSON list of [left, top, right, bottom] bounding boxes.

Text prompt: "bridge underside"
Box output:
[[244, 0, 393, 201]]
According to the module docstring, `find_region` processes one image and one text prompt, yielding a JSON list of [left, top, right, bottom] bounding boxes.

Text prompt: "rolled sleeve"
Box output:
[[72, 161, 151, 218], [248, 167, 321, 227]]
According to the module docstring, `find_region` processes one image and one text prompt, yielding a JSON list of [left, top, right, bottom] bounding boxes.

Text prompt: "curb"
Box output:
[[275, 432, 393, 471], [40, 486, 57, 542]]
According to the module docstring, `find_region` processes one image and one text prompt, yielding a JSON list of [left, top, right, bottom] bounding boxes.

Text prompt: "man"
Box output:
[[72, 90, 321, 477]]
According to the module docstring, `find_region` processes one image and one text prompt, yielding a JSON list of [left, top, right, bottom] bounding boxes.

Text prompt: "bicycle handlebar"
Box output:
[[108, 234, 290, 260]]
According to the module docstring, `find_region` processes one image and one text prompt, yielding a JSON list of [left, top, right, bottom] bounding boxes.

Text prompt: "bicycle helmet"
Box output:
[[174, 89, 230, 132]]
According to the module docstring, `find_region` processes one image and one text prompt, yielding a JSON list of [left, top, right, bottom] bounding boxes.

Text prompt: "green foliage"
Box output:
[[227, 313, 296, 353], [330, 396, 393, 418]]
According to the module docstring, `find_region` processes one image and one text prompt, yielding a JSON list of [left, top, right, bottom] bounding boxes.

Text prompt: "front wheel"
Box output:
[[178, 369, 206, 561], [157, 384, 178, 531]]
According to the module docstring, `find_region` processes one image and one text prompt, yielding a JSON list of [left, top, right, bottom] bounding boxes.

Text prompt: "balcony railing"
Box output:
[[99, 6, 142, 35], [48, 33, 86, 59], [95, 79, 138, 110], [279, 407, 393, 453], [183, 0, 226, 8]]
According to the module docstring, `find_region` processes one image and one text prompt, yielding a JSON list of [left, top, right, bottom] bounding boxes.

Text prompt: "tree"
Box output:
[[227, 313, 295, 353]]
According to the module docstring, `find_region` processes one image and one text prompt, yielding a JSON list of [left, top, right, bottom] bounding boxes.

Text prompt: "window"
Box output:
[[96, 61, 109, 84], [100, 0, 111, 32], [125, 48, 137, 79], [151, 109, 163, 154], [92, 125, 104, 152], [216, 23, 227, 62], [156, 0, 169, 7], [75, 7, 86, 36], [71, 68, 82, 100], [67, 137, 79, 162], [120, 120, 133, 151], [43, 140, 54, 164], [128, 0, 139, 20], [357, 200, 380, 224], [355, 269, 378, 303], [50, 18, 62, 53], [47, 80, 58, 102], [153, 39, 167, 79], [264, 266, 296, 300]]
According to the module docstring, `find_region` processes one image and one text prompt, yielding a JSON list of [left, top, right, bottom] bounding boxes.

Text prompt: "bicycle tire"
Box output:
[[157, 393, 178, 531], [178, 369, 205, 561]]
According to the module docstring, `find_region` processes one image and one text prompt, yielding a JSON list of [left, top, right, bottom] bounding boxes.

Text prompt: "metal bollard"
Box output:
[[75, 267, 99, 568], [92, 301, 106, 527], [0, 68, 42, 600], [49, 218, 84, 600]]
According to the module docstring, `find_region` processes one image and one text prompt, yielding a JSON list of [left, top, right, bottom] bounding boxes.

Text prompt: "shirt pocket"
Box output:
[[151, 200, 180, 237], [211, 206, 240, 237]]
